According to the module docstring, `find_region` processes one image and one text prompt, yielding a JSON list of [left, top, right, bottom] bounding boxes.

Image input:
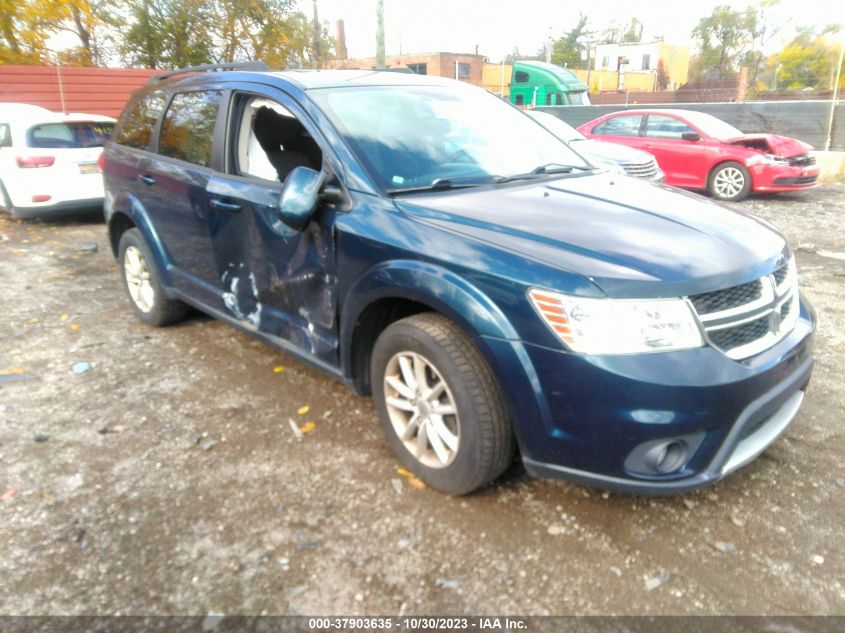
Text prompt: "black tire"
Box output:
[[371, 313, 515, 495], [0, 180, 16, 217], [709, 161, 752, 201], [117, 228, 187, 326]]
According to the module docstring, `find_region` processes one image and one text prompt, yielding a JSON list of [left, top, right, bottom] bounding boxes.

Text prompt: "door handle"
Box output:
[[209, 198, 242, 213], [137, 174, 156, 186]]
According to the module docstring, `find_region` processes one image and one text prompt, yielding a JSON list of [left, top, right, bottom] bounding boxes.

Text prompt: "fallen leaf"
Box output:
[[407, 476, 426, 490], [297, 405, 310, 415], [59, 314, 69, 321], [0, 367, 26, 376], [396, 467, 414, 479], [70, 324, 81, 332], [273, 366, 285, 373], [1, 488, 16, 501], [299, 421, 316, 434], [26, 318, 39, 324]]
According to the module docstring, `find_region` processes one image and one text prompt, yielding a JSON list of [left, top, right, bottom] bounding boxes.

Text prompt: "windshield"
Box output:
[[527, 111, 586, 142], [310, 85, 590, 191], [567, 91, 590, 106], [26, 121, 114, 149], [679, 111, 743, 139]]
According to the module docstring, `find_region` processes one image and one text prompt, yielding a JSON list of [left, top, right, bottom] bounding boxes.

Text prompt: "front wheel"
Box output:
[[709, 161, 751, 201], [371, 313, 514, 495]]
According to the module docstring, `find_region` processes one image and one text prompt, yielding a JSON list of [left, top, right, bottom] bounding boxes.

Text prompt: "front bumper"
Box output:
[[481, 298, 815, 494], [750, 162, 819, 193]]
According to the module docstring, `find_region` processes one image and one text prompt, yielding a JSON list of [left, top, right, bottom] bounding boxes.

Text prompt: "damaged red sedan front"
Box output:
[[577, 109, 820, 201]]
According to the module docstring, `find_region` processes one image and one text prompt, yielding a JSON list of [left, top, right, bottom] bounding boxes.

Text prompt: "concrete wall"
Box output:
[[0, 65, 158, 118], [535, 101, 845, 151]]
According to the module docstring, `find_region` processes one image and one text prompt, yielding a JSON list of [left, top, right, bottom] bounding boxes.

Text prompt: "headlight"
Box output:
[[749, 154, 790, 166], [528, 288, 704, 354]]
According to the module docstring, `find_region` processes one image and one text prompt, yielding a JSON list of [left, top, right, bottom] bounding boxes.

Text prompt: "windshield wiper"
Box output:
[[494, 163, 593, 184], [386, 178, 485, 196]]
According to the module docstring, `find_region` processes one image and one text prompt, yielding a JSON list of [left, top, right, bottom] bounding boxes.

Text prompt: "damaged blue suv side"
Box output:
[[103, 63, 815, 495]]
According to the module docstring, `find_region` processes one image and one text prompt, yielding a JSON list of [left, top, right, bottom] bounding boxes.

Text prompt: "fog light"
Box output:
[[648, 441, 688, 474], [624, 432, 704, 477]]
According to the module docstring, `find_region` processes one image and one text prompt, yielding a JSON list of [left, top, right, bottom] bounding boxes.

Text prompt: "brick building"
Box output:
[[328, 52, 486, 86]]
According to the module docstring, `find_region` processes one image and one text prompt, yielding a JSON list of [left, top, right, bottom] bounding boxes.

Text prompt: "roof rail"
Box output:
[[147, 61, 269, 84]]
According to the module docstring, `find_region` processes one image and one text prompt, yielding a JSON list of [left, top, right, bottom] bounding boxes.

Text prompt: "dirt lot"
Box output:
[[1, 184, 843, 616]]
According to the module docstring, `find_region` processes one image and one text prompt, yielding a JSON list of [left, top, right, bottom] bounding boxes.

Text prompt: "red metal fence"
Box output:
[[0, 65, 158, 118]]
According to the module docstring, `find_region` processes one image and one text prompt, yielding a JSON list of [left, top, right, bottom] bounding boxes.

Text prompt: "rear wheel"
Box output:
[[709, 161, 751, 201], [118, 228, 187, 326], [371, 313, 514, 495], [0, 180, 16, 217]]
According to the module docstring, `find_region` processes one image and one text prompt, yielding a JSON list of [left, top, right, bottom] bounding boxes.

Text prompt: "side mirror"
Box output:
[[278, 166, 322, 231], [681, 132, 701, 142]]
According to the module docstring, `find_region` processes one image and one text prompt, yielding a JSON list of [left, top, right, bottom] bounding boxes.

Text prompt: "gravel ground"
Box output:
[[0, 184, 843, 616]]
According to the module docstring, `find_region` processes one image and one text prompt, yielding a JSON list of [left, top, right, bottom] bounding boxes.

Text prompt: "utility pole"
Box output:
[[311, 0, 321, 68], [376, 0, 386, 68], [825, 38, 844, 151]]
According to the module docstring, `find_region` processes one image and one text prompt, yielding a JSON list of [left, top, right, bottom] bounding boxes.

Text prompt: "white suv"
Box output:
[[0, 103, 115, 219]]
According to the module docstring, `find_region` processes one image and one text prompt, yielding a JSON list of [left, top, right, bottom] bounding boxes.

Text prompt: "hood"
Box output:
[[393, 174, 787, 298], [722, 133, 813, 157], [572, 139, 656, 165]]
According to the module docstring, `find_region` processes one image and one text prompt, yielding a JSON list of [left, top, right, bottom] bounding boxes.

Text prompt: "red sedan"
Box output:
[[577, 109, 819, 201]]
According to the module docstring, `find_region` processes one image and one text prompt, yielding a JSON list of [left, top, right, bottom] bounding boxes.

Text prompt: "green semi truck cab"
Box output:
[[509, 61, 590, 107]]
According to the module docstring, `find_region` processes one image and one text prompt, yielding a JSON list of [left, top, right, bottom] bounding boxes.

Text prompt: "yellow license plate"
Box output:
[[78, 162, 98, 174]]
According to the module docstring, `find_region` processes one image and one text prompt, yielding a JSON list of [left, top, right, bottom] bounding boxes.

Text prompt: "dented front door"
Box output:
[[205, 174, 339, 365]]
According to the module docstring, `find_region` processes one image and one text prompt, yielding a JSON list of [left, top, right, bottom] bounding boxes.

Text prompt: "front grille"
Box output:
[[621, 158, 658, 178], [688, 262, 798, 360], [774, 175, 818, 186], [788, 154, 816, 167], [709, 315, 770, 350], [773, 263, 789, 286], [690, 279, 762, 315]]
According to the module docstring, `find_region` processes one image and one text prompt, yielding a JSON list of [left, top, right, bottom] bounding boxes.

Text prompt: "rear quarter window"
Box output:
[[115, 91, 167, 149], [157, 90, 222, 168]]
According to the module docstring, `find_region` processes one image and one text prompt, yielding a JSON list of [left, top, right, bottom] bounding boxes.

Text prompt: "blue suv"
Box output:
[[103, 63, 815, 495]]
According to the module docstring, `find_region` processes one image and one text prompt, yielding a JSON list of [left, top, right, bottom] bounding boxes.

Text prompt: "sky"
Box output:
[[299, 0, 843, 62]]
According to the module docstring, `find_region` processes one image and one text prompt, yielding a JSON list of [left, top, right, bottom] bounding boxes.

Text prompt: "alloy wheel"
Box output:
[[123, 245, 155, 313], [714, 167, 745, 199], [383, 351, 460, 469]]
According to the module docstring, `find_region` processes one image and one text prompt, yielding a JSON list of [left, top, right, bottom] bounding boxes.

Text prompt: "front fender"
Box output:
[[340, 259, 519, 353], [340, 260, 555, 459]]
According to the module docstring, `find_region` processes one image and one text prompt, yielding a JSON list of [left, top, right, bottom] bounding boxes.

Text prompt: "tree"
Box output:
[[201, 0, 334, 69], [656, 58, 670, 90], [121, 0, 213, 69], [551, 14, 591, 68], [691, 5, 760, 79], [621, 18, 643, 43], [0, 0, 45, 63], [768, 25, 845, 90], [0, 0, 118, 66]]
